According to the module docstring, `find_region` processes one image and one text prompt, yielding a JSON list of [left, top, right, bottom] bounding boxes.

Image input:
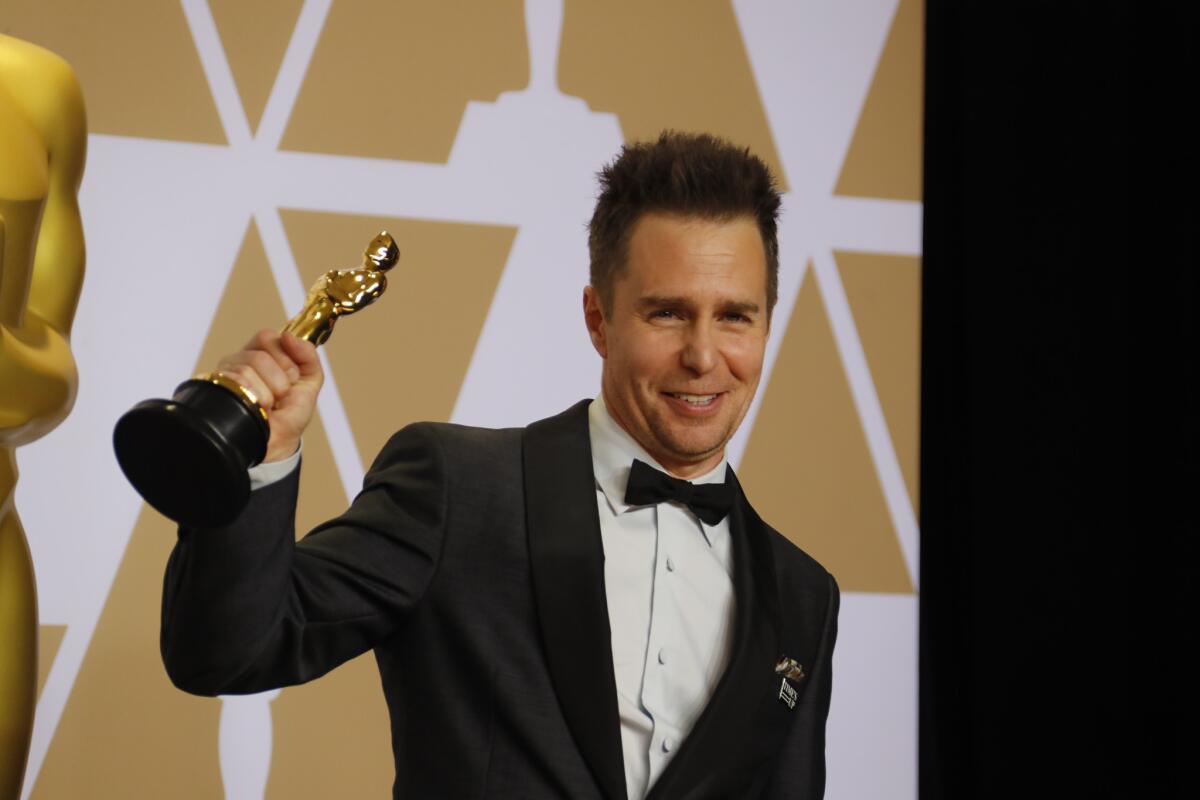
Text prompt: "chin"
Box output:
[[655, 428, 729, 461]]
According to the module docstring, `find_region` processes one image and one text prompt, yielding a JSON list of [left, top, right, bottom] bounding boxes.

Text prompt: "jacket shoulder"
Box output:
[[376, 399, 591, 474], [370, 419, 524, 482], [403, 418, 524, 451], [762, 521, 840, 602]]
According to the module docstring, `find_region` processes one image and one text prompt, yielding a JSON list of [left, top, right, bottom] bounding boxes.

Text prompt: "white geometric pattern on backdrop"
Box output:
[[16, 1, 919, 797]]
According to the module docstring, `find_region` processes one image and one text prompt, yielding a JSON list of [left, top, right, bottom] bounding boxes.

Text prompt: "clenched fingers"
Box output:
[[217, 348, 290, 409]]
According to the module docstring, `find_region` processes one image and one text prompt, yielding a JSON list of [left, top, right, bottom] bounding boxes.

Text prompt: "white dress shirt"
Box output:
[[246, 397, 736, 799], [588, 395, 736, 799]]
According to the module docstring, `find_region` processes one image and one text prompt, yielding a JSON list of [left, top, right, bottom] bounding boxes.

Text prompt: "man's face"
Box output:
[[584, 212, 770, 478]]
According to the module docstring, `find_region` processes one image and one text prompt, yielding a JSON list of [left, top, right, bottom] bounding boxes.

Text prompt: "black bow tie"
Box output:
[[623, 458, 735, 525]]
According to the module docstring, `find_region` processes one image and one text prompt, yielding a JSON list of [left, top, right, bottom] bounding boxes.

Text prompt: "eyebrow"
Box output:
[[635, 295, 761, 315], [720, 300, 762, 316]]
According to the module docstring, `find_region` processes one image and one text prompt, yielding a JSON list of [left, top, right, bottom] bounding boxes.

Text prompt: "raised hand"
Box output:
[[214, 329, 324, 463]]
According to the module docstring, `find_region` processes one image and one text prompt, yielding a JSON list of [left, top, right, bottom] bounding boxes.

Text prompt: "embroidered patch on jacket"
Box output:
[[778, 676, 799, 709]]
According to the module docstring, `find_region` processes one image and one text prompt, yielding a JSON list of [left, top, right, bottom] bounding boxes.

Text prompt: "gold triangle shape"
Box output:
[[265, 655, 392, 797], [3, 0, 225, 143], [209, 0, 305, 134], [834, 250, 921, 512], [280, 1, 529, 162], [32, 219, 376, 795], [558, 0, 788, 191], [35, 625, 66, 700], [27, 218, 294, 797], [739, 266, 913, 593], [31, 506, 225, 797], [834, 0, 923, 200], [278, 209, 516, 464]]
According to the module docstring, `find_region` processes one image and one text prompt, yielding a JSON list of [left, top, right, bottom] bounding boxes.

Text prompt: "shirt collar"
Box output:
[[588, 394, 729, 543]]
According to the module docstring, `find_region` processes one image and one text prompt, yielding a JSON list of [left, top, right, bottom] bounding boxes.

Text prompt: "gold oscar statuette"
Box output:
[[0, 34, 87, 799], [113, 232, 399, 528]]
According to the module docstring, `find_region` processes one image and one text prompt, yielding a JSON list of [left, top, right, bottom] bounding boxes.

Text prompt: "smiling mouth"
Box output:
[[665, 392, 722, 406]]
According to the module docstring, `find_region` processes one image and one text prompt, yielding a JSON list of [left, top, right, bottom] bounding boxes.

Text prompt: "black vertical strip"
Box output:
[[920, 2, 1192, 798], [919, 2, 969, 795], [1124, 7, 1196, 796]]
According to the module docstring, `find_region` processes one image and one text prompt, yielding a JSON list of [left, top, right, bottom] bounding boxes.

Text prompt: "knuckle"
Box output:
[[248, 350, 275, 373], [219, 351, 247, 370], [253, 328, 278, 348], [236, 365, 261, 384]]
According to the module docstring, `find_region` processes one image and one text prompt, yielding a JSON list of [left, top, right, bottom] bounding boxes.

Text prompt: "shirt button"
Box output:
[[658, 648, 667, 665], [662, 738, 673, 753], [666, 557, 676, 572]]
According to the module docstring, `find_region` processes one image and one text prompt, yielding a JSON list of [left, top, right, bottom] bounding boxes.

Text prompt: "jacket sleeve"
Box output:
[[160, 422, 447, 696], [764, 571, 840, 798]]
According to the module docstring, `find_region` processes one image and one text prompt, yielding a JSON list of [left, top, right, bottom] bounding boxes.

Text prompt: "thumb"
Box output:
[[280, 332, 322, 379]]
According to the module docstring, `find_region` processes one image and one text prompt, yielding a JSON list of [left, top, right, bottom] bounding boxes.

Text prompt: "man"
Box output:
[[162, 132, 839, 799]]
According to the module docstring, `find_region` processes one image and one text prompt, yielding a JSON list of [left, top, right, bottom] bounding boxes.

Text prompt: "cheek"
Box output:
[[724, 339, 766, 384], [622, 334, 677, 384]]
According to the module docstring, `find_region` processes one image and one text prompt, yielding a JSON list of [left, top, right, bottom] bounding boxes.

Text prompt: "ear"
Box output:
[[582, 286, 608, 358]]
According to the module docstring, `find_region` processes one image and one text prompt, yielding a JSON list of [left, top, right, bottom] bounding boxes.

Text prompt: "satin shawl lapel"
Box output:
[[646, 472, 787, 800], [523, 400, 627, 800]]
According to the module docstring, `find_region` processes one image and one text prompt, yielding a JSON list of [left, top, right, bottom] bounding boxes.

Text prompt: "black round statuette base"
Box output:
[[113, 379, 270, 528]]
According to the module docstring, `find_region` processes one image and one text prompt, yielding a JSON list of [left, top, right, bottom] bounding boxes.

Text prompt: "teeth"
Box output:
[[672, 393, 717, 405]]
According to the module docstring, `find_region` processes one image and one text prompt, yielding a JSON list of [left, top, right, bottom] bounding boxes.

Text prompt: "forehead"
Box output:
[[618, 212, 767, 300]]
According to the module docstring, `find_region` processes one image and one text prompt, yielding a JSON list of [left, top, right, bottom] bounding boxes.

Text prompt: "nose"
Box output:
[[680, 320, 718, 375]]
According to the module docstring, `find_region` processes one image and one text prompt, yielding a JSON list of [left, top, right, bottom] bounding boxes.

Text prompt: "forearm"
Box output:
[[26, 192, 84, 336], [27, 51, 86, 337], [160, 468, 303, 695]]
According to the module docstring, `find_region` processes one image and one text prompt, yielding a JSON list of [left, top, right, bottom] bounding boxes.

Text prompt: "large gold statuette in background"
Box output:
[[1, 34, 87, 800], [113, 232, 399, 527]]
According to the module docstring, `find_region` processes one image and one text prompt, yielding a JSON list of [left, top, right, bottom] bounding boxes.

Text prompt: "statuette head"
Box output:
[[365, 231, 400, 271]]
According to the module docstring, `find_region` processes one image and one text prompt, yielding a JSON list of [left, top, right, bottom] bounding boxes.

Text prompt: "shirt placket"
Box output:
[[639, 501, 689, 788]]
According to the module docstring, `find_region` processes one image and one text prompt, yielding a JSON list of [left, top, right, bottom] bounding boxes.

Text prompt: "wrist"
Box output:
[[264, 439, 301, 464]]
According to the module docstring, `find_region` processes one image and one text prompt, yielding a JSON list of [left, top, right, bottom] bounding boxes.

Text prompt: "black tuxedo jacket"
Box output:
[[161, 400, 839, 799]]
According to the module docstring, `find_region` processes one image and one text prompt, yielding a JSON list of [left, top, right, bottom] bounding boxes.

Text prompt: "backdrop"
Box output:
[[6, 1, 922, 797]]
